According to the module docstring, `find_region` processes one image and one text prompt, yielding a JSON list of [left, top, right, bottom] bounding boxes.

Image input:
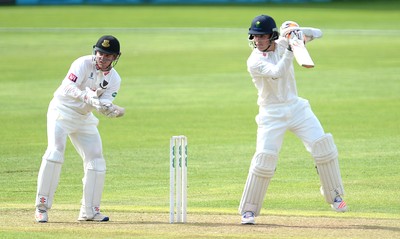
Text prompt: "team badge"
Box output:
[[101, 40, 110, 48]]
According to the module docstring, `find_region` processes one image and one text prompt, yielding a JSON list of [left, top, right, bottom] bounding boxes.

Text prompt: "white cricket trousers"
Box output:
[[46, 102, 103, 163], [256, 97, 325, 154]]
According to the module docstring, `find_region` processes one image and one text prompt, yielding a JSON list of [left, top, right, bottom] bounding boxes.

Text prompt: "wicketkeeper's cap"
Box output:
[[93, 35, 120, 55]]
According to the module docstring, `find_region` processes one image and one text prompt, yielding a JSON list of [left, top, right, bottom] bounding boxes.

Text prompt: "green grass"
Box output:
[[0, 2, 399, 238]]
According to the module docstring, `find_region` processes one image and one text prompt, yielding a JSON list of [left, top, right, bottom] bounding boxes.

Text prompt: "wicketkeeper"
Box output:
[[239, 15, 347, 225], [35, 35, 125, 223]]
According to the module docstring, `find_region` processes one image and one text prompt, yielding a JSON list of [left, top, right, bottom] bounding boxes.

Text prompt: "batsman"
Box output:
[[239, 15, 347, 225], [35, 35, 125, 223]]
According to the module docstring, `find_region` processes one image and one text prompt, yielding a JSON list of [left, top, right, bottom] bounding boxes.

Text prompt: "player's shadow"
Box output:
[[70, 220, 400, 233], [191, 222, 400, 232]]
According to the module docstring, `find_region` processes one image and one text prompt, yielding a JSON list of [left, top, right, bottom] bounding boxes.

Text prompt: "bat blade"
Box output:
[[292, 45, 314, 68]]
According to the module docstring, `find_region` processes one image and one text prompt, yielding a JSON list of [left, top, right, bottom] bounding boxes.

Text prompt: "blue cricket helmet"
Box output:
[[248, 15, 279, 40]]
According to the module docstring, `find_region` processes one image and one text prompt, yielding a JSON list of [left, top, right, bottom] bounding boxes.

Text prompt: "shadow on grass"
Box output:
[[46, 220, 400, 233]]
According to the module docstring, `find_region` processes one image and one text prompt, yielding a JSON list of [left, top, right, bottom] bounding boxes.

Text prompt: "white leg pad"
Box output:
[[81, 159, 106, 219], [239, 151, 278, 216], [35, 149, 64, 209], [312, 134, 345, 204]]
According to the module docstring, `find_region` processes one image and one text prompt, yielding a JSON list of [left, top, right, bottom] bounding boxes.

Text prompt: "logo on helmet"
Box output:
[[256, 21, 261, 28], [102, 40, 110, 48]]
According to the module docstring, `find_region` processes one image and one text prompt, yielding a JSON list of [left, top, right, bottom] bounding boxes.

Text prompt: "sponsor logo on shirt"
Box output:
[[68, 73, 78, 82]]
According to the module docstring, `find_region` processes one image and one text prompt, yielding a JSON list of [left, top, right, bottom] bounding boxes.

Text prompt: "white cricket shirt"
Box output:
[[53, 55, 121, 116], [247, 38, 298, 106]]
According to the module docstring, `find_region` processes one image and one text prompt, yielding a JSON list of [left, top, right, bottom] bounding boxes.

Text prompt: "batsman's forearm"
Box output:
[[300, 27, 323, 42], [260, 50, 293, 78]]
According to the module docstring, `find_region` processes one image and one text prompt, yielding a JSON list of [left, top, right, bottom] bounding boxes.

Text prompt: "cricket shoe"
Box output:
[[35, 208, 48, 223], [320, 186, 347, 212], [241, 211, 255, 225], [78, 206, 109, 222], [331, 196, 347, 212], [78, 212, 109, 222]]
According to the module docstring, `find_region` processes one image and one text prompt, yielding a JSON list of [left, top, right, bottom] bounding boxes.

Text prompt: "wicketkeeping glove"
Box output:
[[81, 87, 102, 110], [99, 103, 125, 118]]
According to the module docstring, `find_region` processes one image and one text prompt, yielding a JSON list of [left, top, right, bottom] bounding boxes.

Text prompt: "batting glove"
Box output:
[[288, 30, 305, 48], [280, 20, 300, 38]]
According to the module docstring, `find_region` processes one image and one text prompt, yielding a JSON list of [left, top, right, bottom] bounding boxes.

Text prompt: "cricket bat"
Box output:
[[289, 32, 315, 68]]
